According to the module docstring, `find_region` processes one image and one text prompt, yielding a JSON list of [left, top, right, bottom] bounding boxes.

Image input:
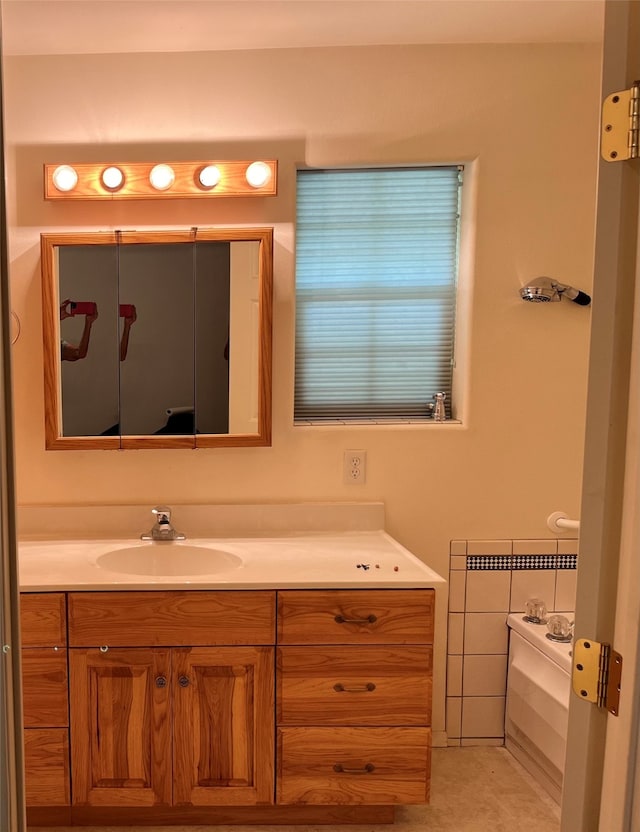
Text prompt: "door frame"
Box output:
[[561, 2, 640, 829]]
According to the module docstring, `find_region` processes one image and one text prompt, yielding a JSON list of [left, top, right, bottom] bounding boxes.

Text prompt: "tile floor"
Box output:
[[38, 747, 560, 832]]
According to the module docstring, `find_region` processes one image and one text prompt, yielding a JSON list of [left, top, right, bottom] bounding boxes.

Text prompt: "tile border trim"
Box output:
[[466, 554, 577, 571]]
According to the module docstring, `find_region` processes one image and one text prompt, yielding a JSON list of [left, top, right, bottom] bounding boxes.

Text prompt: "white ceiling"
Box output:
[[1, 0, 604, 56]]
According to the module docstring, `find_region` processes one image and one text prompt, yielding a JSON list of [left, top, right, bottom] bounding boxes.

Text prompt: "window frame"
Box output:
[[293, 163, 467, 427]]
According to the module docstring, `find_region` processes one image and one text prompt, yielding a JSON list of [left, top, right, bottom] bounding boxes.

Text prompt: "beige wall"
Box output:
[[4, 43, 601, 732]]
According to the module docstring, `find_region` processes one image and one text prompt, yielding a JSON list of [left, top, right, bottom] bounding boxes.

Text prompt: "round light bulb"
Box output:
[[198, 165, 221, 190], [149, 164, 175, 191], [245, 161, 272, 189], [52, 165, 79, 192], [101, 166, 124, 191]]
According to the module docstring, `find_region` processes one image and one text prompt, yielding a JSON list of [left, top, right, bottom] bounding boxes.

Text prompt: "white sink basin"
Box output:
[[96, 543, 243, 577]]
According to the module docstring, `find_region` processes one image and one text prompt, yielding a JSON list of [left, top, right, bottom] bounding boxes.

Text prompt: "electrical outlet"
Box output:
[[343, 450, 367, 484]]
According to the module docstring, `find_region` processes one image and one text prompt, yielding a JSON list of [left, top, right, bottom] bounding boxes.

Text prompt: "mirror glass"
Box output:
[[42, 229, 273, 450]]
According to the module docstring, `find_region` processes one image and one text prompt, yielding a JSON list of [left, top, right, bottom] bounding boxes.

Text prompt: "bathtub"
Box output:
[[505, 612, 573, 804]]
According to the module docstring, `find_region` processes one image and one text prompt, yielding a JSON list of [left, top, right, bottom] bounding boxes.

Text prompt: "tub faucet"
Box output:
[[141, 505, 186, 541]]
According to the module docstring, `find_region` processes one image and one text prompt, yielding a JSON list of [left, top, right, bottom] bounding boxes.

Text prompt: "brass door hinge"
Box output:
[[572, 638, 623, 716], [601, 81, 640, 161]]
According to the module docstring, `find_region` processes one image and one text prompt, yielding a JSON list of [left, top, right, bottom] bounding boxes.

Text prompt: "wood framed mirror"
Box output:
[[41, 227, 273, 450]]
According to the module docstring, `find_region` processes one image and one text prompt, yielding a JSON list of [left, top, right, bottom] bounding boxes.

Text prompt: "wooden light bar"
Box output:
[[44, 160, 278, 200]]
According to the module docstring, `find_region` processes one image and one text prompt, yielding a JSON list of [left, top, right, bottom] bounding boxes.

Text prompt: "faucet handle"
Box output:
[[152, 505, 172, 522]]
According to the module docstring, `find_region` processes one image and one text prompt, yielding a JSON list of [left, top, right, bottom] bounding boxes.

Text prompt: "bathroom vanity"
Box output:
[[18, 531, 443, 826]]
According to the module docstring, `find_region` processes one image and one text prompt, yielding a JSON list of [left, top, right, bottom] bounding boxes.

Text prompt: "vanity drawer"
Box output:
[[68, 590, 276, 646], [277, 590, 434, 645], [277, 726, 431, 804], [277, 646, 432, 726], [24, 728, 71, 806], [20, 593, 67, 647], [22, 649, 69, 727]]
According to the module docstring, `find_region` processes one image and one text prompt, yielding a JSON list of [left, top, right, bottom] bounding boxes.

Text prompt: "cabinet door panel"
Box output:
[[277, 646, 432, 726], [22, 649, 69, 727], [20, 593, 66, 647], [68, 590, 275, 646], [173, 647, 274, 806], [69, 648, 171, 807], [24, 728, 70, 806], [277, 589, 435, 644]]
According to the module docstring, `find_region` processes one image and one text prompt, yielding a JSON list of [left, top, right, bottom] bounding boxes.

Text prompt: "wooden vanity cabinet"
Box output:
[[20, 593, 70, 814], [67, 591, 275, 809], [276, 589, 434, 806], [21, 585, 435, 825]]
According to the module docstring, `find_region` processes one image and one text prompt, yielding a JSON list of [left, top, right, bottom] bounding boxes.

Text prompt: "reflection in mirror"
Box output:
[[42, 228, 273, 450]]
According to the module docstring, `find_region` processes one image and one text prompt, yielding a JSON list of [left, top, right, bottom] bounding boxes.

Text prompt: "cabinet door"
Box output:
[[22, 649, 68, 727], [173, 646, 274, 806], [69, 648, 171, 807], [24, 728, 70, 806], [21, 593, 66, 647]]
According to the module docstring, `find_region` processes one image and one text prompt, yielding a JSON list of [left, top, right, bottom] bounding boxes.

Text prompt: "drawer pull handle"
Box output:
[[333, 763, 375, 774], [333, 682, 376, 693], [334, 614, 377, 625], [155, 676, 167, 688], [178, 675, 190, 688]]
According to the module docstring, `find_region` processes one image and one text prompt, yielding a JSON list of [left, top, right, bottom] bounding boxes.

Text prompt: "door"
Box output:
[[69, 648, 172, 807], [561, 1, 640, 829], [173, 646, 274, 806]]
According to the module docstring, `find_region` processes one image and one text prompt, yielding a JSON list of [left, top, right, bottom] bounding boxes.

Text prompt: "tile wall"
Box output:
[[446, 538, 578, 746]]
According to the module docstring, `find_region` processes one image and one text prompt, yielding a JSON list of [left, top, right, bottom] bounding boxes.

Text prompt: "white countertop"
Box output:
[[18, 531, 446, 592]]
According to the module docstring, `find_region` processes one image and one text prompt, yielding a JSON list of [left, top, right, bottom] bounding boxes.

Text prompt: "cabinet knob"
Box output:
[[333, 763, 375, 774], [155, 676, 167, 688], [178, 675, 190, 688], [334, 614, 377, 625], [333, 682, 376, 693]]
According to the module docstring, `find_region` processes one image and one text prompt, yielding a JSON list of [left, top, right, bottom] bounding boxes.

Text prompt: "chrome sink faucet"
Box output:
[[141, 506, 186, 541]]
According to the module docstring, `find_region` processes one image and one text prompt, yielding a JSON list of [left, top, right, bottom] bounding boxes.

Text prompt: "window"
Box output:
[[294, 166, 462, 422]]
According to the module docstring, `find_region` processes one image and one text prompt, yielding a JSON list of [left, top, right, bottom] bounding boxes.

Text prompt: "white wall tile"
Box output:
[[450, 555, 467, 570], [464, 613, 509, 654], [447, 654, 463, 696], [463, 655, 508, 696], [450, 540, 467, 556], [467, 540, 512, 556], [446, 697, 462, 739], [448, 613, 465, 654], [448, 570, 466, 612], [555, 570, 578, 612], [465, 571, 511, 612], [510, 569, 556, 613], [461, 696, 506, 738], [512, 539, 557, 556], [558, 539, 579, 555]]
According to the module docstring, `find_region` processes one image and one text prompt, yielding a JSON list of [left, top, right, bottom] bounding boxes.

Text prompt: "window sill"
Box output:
[[294, 419, 464, 427]]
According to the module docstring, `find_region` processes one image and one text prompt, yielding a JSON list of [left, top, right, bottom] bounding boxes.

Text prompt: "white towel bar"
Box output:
[[547, 511, 580, 533]]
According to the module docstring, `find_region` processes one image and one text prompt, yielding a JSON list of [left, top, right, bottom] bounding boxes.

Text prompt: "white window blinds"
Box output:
[[294, 166, 462, 421]]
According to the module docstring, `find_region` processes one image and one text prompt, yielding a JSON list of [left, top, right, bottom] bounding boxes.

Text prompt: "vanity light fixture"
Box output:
[[44, 160, 278, 200]]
